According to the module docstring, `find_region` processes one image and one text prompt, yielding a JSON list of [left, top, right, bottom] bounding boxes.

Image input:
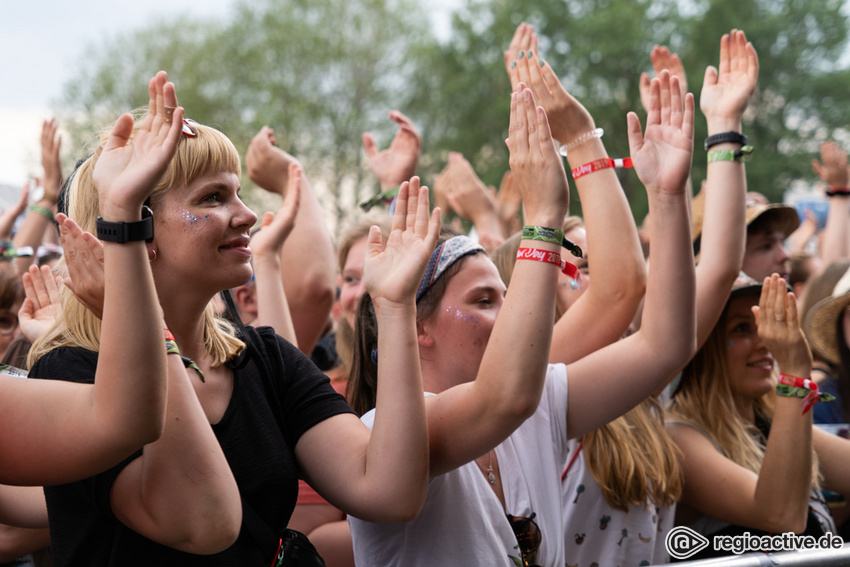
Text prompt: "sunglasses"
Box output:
[[506, 512, 542, 567], [0, 311, 18, 336]]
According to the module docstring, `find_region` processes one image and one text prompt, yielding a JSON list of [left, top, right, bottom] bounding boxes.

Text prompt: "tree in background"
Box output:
[[57, 0, 850, 228]]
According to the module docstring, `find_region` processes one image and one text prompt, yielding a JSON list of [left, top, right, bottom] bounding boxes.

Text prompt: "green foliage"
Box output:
[[57, 0, 850, 226]]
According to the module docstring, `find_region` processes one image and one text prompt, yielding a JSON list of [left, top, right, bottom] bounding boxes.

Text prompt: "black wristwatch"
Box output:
[[704, 131, 748, 151], [96, 205, 154, 243]]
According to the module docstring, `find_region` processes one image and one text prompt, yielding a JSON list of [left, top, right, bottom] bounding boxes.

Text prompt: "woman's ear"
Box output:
[[417, 319, 435, 348]]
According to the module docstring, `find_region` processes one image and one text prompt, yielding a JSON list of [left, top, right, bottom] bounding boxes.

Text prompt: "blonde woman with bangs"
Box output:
[[27, 71, 435, 566]]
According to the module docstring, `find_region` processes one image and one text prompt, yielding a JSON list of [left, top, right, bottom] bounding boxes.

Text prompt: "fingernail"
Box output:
[[526, 50, 533, 59], [539, 59, 545, 67], [511, 61, 516, 69], [518, 51, 524, 59]]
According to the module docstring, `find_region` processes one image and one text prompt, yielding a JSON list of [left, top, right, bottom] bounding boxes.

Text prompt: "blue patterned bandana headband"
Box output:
[[415, 236, 485, 303]]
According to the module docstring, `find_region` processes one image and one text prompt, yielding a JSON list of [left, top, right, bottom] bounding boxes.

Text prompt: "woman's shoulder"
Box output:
[[29, 346, 99, 384]]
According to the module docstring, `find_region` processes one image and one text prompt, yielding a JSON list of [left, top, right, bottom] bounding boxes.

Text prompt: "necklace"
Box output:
[[485, 451, 496, 485]]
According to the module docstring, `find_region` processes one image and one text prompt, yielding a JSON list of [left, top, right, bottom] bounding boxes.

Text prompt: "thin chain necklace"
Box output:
[[485, 451, 496, 485]]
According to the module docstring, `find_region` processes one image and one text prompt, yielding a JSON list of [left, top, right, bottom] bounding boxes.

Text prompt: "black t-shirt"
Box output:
[[30, 326, 355, 566]]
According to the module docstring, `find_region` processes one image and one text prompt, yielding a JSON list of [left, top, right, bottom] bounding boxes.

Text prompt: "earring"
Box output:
[[148, 248, 158, 263]]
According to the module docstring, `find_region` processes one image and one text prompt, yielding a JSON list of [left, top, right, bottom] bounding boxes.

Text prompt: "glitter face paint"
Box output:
[[446, 306, 479, 325], [180, 208, 210, 228]]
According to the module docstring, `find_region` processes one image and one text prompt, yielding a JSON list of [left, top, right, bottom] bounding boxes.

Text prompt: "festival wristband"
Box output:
[[707, 145, 754, 163], [521, 226, 584, 259], [571, 157, 633, 180], [164, 328, 176, 342], [516, 247, 581, 283], [776, 378, 835, 415], [181, 356, 205, 383], [778, 373, 817, 391], [29, 203, 54, 222], [165, 339, 180, 356]]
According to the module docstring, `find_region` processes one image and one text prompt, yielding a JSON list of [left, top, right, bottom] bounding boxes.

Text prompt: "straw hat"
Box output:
[[803, 266, 850, 366], [692, 191, 800, 256]]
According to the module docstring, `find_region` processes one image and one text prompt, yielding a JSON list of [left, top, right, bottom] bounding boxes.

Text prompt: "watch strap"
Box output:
[[704, 131, 748, 151], [96, 205, 154, 243]]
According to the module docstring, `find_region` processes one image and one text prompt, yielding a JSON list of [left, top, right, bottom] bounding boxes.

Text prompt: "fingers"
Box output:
[[365, 225, 384, 259], [646, 75, 661, 127], [413, 182, 432, 238], [717, 33, 730, 80], [362, 133, 378, 158], [392, 181, 410, 233], [534, 106, 557, 161], [282, 163, 302, 219], [682, 92, 695, 141], [659, 70, 672, 126], [406, 177, 420, 232], [626, 112, 644, 157], [669, 75, 683, 128], [27, 264, 51, 312], [103, 114, 136, 153]]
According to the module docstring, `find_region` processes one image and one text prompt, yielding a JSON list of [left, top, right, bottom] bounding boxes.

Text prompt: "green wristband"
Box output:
[[165, 339, 180, 356], [181, 356, 205, 383], [522, 226, 564, 245], [775, 383, 836, 403], [29, 203, 54, 222], [707, 145, 754, 163]]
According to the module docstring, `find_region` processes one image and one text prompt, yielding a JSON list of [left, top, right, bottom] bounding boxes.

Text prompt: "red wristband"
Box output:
[[826, 186, 850, 197], [571, 157, 633, 180], [164, 328, 176, 342], [517, 247, 581, 284], [778, 373, 817, 392]]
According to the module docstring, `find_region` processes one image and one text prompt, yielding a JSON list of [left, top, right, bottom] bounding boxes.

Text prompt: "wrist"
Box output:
[[372, 296, 416, 317], [705, 118, 743, 136], [564, 138, 608, 166]]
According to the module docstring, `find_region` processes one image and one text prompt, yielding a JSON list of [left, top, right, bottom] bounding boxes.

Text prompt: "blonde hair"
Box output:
[[30, 111, 245, 368], [669, 295, 820, 487], [491, 216, 584, 320], [583, 399, 682, 511]]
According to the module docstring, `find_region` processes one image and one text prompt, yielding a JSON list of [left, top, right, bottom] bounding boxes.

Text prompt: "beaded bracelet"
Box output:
[[571, 157, 633, 180], [558, 128, 604, 157]]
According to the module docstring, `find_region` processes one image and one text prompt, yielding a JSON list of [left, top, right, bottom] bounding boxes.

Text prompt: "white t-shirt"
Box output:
[[561, 438, 674, 566], [349, 363, 569, 567]]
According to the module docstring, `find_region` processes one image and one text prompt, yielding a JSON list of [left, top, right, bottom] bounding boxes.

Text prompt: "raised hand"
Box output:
[[57, 214, 105, 319], [508, 83, 569, 228], [812, 141, 848, 189], [19, 264, 64, 342], [506, 24, 595, 146], [0, 183, 30, 239], [40, 118, 63, 203], [700, 30, 759, 131], [246, 126, 300, 195], [495, 171, 522, 236], [753, 274, 811, 377], [93, 71, 184, 218], [363, 177, 440, 307], [640, 45, 689, 114], [249, 163, 301, 259], [441, 153, 497, 222], [363, 111, 422, 191], [627, 71, 695, 197]]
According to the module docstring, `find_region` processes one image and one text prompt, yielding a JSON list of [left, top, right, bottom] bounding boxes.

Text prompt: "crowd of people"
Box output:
[[0, 22, 846, 567]]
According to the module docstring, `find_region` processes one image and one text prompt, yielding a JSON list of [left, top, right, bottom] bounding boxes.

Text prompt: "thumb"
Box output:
[[362, 133, 378, 158]]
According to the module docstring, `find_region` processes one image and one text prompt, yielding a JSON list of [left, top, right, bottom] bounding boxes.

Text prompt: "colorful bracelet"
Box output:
[[516, 247, 581, 283], [707, 145, 754, 163], [776, 373, 835, 414], [571, 157, 633, 180], [165, 339, 181, 356], [181, 356, 205, 383], [558, 127, 604, 157], [29, 203, 54, 222], [521, 226, 584, 259]]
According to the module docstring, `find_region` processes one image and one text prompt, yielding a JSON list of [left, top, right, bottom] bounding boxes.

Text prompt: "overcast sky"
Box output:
[[0, 0, 453, 187]]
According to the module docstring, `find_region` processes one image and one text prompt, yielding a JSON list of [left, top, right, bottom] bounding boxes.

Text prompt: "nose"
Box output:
[[775, 243, 790, 265], [234, 199, 259, 230]]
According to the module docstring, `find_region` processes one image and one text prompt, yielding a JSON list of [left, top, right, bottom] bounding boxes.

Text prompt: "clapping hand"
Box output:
[[627, 71, 695, 197], [363, 177, 440, 308], [753, 274, 811, 377], [363, 111, 422, 191], [57, 214, 105, 320], [93, 71, 184, 219], [19, 264, 64, 342], [249, 163, 302, 260]]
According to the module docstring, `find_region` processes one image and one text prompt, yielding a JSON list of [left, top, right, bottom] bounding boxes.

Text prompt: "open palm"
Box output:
[[363, 177, 440, 306]]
